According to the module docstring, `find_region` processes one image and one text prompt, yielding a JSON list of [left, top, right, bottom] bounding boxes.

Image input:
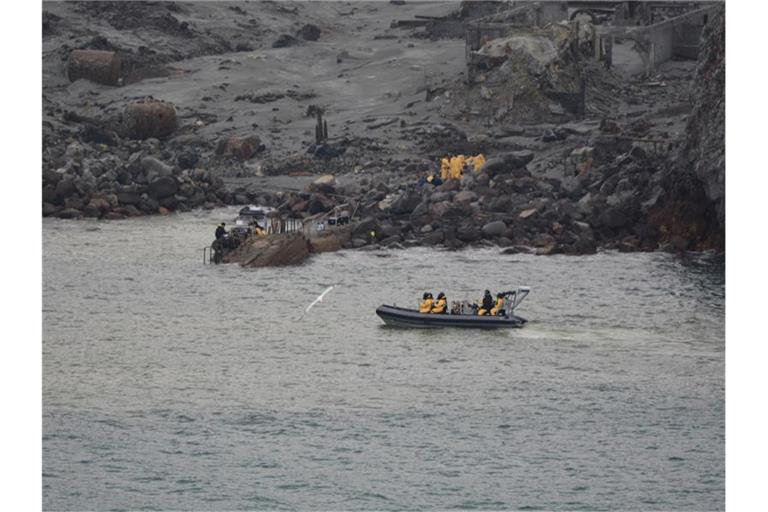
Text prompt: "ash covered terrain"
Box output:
[[42, 1, 725, 254]]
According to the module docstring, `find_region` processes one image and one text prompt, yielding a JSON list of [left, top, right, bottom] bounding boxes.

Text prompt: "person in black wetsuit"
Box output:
[[477, 289, 494, 316], [215, 223, 226, 239]]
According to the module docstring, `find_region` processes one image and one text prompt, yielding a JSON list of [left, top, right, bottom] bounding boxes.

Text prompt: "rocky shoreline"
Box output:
[[42, 1, 725, 256]]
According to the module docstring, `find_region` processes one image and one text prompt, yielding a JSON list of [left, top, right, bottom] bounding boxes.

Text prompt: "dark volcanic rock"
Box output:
[[390, 189, 422, 214], [482, 220, 507, 238], [273, 34, 299, 48], [56, 208, 83, 219], [453, 190, 478, 204], [481, 151, 535, 177], [297, 24, 321, 41], [117, 191, 141, 205], [456, 224, 481, 242], [55, 177, 77, 200], [148, 176, 178, 199], [177, 151, 199, 169], [43, 202, 60, 216]]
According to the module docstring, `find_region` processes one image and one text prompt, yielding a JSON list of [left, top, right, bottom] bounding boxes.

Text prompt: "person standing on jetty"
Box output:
[[215, 223, 226, 240]]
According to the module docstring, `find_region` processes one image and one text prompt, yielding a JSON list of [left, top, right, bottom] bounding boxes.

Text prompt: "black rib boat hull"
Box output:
[[376, 305, 527, 329]]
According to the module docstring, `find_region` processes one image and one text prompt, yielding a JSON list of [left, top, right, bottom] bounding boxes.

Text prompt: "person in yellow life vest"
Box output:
[[472, 153, 486, 172], [431, 292, 447, 314], [419, 292, 434, 313], [252, 221, 266, 236], [450, 155, 466, 180], [477, 289, 494, 315], [440, 157, 451, 181], [490, 292, 505, 316]]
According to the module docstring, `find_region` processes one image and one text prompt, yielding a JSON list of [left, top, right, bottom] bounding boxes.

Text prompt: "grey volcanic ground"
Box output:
[[43, 1, 465, 159]]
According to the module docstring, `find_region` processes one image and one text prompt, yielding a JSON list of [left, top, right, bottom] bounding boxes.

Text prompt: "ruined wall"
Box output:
[[673, 23, 704, 59], [644, 6, 713, 71], [649, 24, 675, 69]]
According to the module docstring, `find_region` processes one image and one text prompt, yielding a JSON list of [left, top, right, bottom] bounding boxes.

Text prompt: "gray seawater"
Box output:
[[43, 208, 725, 511]]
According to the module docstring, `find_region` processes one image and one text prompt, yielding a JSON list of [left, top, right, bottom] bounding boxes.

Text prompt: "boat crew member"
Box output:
[[431, 292, 447, 314], [419, 292, 434, 313], [490, 292, 505, 316], [477, 290, 494, 316], [215, 222, 226, 239], [253, 221, 266, 236]]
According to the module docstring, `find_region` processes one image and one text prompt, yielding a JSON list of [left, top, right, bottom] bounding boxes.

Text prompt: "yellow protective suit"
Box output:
[[490, 297, 505, 316], [419, 298, 434, 314], [450, 155, 466, 180], [472, 154, 486, 172], [440, 158, 451, 181], [431, 298, 447, 314]]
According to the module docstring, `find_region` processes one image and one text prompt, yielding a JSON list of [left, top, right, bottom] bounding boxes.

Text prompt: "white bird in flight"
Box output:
[[299, 285, 336, 320]]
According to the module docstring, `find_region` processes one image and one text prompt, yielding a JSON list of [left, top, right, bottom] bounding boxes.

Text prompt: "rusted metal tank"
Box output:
[[122, 100, 177, 139], [67, 49, 122, 86]]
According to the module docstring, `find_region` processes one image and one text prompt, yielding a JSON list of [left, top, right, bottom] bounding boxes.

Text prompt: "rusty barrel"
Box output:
[[122, 100, 177, 140], [68, 49, 122, 86]]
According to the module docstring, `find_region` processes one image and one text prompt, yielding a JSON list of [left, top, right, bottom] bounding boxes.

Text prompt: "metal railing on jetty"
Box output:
[[301, 203, 357, 237]]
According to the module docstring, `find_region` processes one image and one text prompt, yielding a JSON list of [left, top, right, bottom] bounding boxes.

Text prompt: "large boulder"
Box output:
[[56, 208, 82, 219], [308, 174, 336, 194], [117, 190, 141, 205], [453, 190, 478, 204], [429, 201, 452, 219], [390, 189, 423, 214], [55, 177, 77, 200], [482, 220, 507, 238], [599, 207, 632, 229], [83, 197, 110, 218], [456, 224, 481, 242], [297, 24, 321, 41], [43, 202, 60, 216], [307, 195, 332, 215], [481, 151, 535, 177], [43, 168, 64, 186], [352, 217, 381, 238], [43, 185, 58, 204], [148, 176, 178, 199], [141, 156, 173, 180]]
